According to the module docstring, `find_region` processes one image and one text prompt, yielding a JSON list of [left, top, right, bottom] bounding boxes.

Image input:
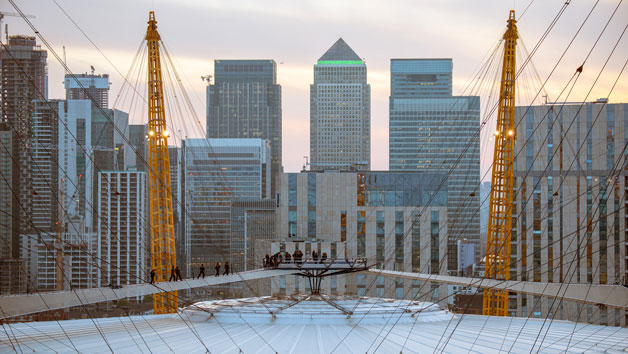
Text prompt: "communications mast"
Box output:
[[145, 11, 177, 314], [483, 10, 518, 316]]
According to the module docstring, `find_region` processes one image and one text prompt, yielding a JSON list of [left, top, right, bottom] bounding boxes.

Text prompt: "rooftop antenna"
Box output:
[[302, 156, 309, 171], [63, 46, 68, 75]]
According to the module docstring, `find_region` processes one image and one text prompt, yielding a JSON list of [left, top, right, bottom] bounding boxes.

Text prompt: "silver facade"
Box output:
[[513, 102, 627, 326]]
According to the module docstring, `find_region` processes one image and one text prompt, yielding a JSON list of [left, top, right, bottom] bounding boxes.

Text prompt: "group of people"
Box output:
[[263, 249, 329, 268], [149, 262, 232, 284], [197, 262, 231, 278]]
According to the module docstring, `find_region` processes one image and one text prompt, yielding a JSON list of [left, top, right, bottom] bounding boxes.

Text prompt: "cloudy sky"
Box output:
[[4, 0, 627, 177]]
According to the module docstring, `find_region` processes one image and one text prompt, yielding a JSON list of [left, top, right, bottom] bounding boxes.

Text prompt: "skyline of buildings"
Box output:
[[0, 29, 625, 327]]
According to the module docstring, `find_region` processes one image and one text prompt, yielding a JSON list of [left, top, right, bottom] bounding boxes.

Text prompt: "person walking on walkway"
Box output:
[[215, 262, 220, 277], [175, 266, 182, 281], [223, 261, 231, 276], [150, 269, 156, 284], [169, 266, 176, 281], [197, 264, 205, 279]]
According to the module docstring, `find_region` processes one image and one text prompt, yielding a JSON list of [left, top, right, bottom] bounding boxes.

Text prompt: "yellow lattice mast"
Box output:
[[483, 10, 518, 316], [146, 11, 177, 314]]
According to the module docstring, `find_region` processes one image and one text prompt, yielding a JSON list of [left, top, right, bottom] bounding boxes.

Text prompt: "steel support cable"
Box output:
[[339, 45, 504, 327], [4, 0, 239, 319], [9, 3, 616, 354], [159, 41, 287, 350], [158, 46, 281, 353], [0, 100, 217, 354], [500, 12, 628, 351], [6, 8, 272, 353], [536, 40, 628, 352], [517, 0, 538, 21], [0, 100, 124, 352], [0, 157, 115, 353], [380, 4, 618, 350], [0, 119, 165, 354]]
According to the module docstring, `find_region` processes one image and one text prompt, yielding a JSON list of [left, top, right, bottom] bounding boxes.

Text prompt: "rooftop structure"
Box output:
[[2, 296, 626, 352]]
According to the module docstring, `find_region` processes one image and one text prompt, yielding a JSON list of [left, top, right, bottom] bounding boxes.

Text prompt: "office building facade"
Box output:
[[97, 171, 147, 288], [513, 101, 627, 326], [274, 171, 448, 302], [207, 60, 282, 195], [389, 59, 480, 272], [310, 38, 371, 171], [183, 138, 271, 274]]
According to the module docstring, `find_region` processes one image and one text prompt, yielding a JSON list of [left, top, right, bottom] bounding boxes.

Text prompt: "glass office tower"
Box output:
[[389, 59, 480, 273], [310, 38, 371, 171], [206, 60, 281, 196]]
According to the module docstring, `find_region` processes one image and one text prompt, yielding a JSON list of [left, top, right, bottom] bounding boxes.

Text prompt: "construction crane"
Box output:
[[0, 11, 35, 43], [145, 11, 177, 314], [483, 10, 518, 316]]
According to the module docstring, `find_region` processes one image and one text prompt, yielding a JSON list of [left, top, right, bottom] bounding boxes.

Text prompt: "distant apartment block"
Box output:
[[513, 101, 627, 326], [97, 171, 147, 288]]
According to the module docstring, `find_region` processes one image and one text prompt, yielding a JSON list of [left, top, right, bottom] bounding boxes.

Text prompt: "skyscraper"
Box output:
[[183, 138, 271, 274], [97, 171, 147, 288], [0, 35, 47, 238], [389, 59, 480, 273], [310, 38, 371, 171], [64, 72, 110, 109], [206, 60, 281, 195]]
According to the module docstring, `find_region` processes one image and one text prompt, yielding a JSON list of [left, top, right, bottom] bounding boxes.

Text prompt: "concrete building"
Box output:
[[230, 198, 276, 272], [513, 101, 627, 326], [0, 124, 26, 294], [31, 99, 98, 290], [127, 124, 147, 172], [168, 145, 184, 266], [58, 100, 94, 233], [310, 38, 371, 171], [90, 108, 128, 231], [183, 138, 271, 275], [31, 100, 60, 235], [274, 171, 448, 303], [207, 60, 282, 195], [97, 171, 147, 288], [0, 35, 47, 241], [389, 59, 481, 272], [64, 72, 110, 109]]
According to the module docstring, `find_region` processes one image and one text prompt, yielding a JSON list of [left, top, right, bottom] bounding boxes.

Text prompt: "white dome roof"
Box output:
[[1, 296, 627, 353]]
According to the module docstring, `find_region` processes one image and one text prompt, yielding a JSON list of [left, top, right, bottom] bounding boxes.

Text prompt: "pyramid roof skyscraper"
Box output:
[[318, 38, 362, 62]]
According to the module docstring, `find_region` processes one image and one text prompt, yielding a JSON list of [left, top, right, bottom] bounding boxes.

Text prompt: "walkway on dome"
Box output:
[[1, 265, 627, 319], [0, 269, 295, 319], [369, 269, 628, 309]]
